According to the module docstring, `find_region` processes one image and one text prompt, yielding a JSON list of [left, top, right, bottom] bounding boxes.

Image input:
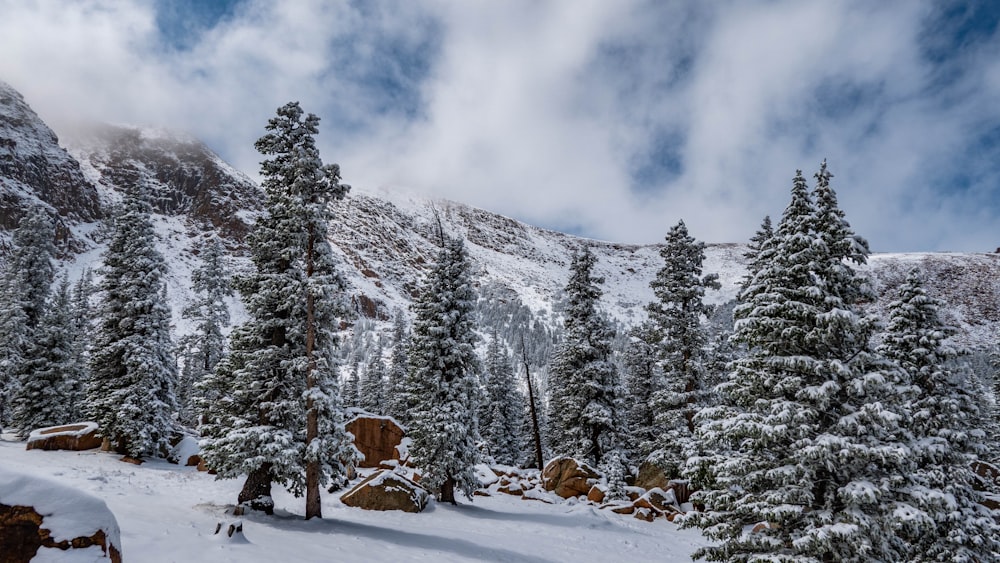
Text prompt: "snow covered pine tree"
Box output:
[[404, 235, 482, 504], [878, 269, 999, 560], [645, 219, 719, 479], [87, 189, 178, 459], [546, 246, 625, 473], [199, 102, 355, 519], [687, 163, 919, 562]]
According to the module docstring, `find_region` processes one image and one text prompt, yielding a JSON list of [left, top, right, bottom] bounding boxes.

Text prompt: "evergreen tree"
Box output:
[[199, 102, 354, 519], [480, 334, 525, 466], [0, 207, 56, 426], [622, 324, 658, 460], [404, 236, 481, 504], [645, 220, 719, 477], [878, 270, 999, 560], [343, 360, 361, 409], [87, 190, 178, 458], [359, 343, 386, 414], [385, 309, 410, 423], [740, 215, 773, 293], [546, 246, 623, 467], [11, 275, 80, 436], [178, 235, 232, 425], [686, 165, 915, 562]]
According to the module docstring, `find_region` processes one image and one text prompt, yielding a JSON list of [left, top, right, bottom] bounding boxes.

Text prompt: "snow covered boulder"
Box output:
[[542, 457, 600, 499], [0, 466, 122, 562], [25, 422, 103, 451], [340, 470, 428, 513], [345, 414, 405, 468]]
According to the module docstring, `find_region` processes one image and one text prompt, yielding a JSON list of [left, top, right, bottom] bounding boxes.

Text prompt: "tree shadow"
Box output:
[[244, 510, 558, 563]]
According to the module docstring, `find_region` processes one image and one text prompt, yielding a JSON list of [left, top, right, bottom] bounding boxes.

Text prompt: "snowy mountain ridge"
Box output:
[[1, 79, 998, 350]]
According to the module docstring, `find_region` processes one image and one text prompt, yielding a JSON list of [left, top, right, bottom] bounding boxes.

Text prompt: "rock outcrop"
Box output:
[[542, 457, 600, 499], [25, 422, 102, 451], [340, 470, 428, 513], [346, 414, 405, 468]]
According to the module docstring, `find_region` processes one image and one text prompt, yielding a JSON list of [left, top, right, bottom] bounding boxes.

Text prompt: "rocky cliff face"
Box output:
[[0, 80, 101, 248], [64, 123, 261, 244]]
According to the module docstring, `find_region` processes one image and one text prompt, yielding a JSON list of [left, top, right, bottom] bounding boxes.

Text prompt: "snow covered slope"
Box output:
[[0, 438, 711, 562]]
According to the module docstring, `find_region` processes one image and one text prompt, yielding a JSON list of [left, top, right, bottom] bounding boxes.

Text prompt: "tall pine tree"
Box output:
[[200, 102, 355, 519], [87, 190, 178, 458], [546, 246, 623, 468], [687, 164, 915, 562], [404, 235, 482, 504], [645, 220, 719, 477]]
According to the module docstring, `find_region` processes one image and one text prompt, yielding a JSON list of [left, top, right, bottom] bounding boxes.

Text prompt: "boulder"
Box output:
[[587, 484, 606, 504], [345, 415, 405, 468], [542, 457, 600, 499], [25, 422, 102, 451], [634, 459, 670, 492], [340, 470, 428, 513], [634, 487, 678, 513], [971, 461, 1000, 491], [0, 467, 122, 562]]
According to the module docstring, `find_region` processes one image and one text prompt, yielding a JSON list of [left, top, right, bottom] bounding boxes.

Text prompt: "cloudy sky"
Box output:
[[2, 0, 999, 252]]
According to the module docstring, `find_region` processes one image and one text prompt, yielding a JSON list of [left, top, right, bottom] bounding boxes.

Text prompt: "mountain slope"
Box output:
[[0, 79, 997, 352]]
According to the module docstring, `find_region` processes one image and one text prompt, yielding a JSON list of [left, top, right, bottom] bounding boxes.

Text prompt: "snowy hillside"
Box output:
[[0, 437, 710, 562]]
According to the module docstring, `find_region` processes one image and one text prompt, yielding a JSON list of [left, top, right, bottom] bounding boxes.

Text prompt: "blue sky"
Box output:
[[2, 0, 1000, 252]]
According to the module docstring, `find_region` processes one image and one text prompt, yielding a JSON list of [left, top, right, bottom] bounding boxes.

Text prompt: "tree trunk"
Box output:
[[440, 475, 457, 505], [304, 230, 321, 520], [521, 335, 544, 470], [238, 463, 274, 515]]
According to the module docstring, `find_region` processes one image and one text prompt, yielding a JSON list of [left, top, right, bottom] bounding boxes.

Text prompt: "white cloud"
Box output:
[[1, 0, 998, 252]]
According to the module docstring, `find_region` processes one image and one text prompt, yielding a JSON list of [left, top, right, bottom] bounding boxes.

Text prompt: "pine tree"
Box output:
[[686, 165, 915, 562], [0, 207, 56, 426], [87, 190, 178, 458], [343, 360, 361, 409], [11, 275, 81, 436], [622, 324, 658, 460], [67, 268, 94, 421], [645, 220, 719, 477], [199, 102, 354, 519], [385, 309, 410, 423], [878, 269, 999, 560], [178, 235, 232, 425], [740, 215, 773, 293], [405, 236, 482, 504], [359, 343, 386, 414], [547, 246, 624, 467], [480, 334, 525, 466]]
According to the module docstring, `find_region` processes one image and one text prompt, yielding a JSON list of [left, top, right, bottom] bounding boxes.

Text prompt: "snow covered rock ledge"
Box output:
[[0, 466, 122, 561]]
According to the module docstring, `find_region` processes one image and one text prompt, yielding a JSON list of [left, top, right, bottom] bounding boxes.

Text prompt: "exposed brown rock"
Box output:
[[634, 459, 670, 492], [25, 423, 102, 451], [120, 456, 143, 465], [346, 415, 405, 468], [340, 470, 428, 513], [634, 488, 677, 513], [587, 484, 606, 504], [0, 503, 121, 563], [542, 457, 600, 499]]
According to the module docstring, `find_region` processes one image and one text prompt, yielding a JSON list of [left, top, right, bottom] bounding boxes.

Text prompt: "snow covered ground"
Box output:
[[0, 436, 710, 562]]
